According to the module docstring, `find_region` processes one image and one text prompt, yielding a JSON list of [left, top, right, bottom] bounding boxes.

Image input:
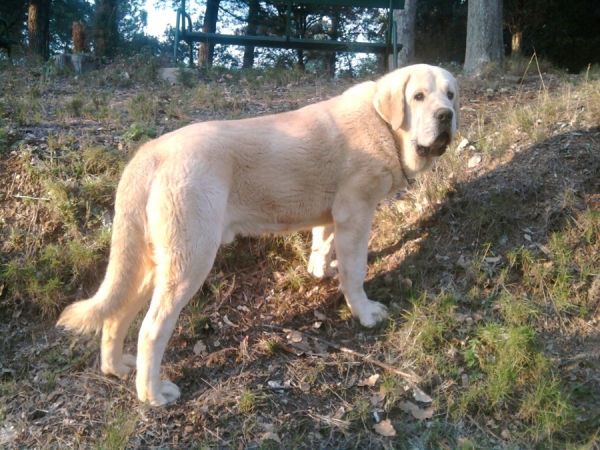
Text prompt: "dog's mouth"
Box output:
[[416, 131, 451, 157]]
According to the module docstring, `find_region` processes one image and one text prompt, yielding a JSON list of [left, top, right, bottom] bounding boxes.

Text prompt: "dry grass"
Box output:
[[1, 57, 599, 449]]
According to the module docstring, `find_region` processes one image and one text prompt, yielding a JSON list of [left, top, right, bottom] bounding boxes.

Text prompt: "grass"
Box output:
[[94, 403, 139, 450], [237, 389, 264, 414], [0, 57, 599, 448]]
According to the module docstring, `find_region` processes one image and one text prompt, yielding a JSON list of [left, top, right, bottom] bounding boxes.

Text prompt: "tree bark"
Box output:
[[199, 0, 220, 68], [388, 0, 417, 69], [296, 49, 305, 71], [464, 0, 504, 75], [28, 0, 50, 60], [94, 0, 119, 58], [326, 11, 340, 78], [511, 31, 522, 55], [243, 0, 260, 69]]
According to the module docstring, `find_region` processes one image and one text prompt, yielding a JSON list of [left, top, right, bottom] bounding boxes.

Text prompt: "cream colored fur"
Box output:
[[57, 64, 459, 406]]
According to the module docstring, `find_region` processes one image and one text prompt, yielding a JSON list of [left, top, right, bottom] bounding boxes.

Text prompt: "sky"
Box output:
[[146, 3, 177, 39]]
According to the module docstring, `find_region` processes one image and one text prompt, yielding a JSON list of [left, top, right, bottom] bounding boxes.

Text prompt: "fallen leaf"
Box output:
[[287, 331, 303, 343], [413, 386, 433, 403], [456, 138, 469, 152], [358, 374, 380, 387], [314, 310, 327, 321], [193, 341, 206, 356], [468, 153, 483, 168], [261, 432, 281, 443], [371, 392, 382, 406], [399, 401, 435, 420], [373, 419, 396, 436], [399, 400, 419, 413], [457, 255, 472, 269], [524, 234, 532, 241], [223, 315, 238, 328], [291, 339, 311, 352], [412, 408, 435, 420]]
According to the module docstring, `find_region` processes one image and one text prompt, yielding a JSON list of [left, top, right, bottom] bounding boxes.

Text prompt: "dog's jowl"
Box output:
[[57, 64, 459, 405]]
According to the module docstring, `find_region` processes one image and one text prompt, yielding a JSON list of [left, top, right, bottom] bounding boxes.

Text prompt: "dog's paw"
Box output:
[[102, 354, 137, 379], [142, 380, 181, 406], [354, 300, 388, 328], [308, 255, 337, 279]]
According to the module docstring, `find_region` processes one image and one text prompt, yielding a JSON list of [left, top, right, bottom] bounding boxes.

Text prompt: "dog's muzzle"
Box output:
[[416, 130, 451, 157], [416, 107, 454, 157]]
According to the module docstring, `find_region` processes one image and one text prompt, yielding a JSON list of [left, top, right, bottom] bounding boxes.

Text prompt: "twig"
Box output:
[[263, 324, 423, 383], [12, 194, 51, 201], [259, 385, 295, 391]]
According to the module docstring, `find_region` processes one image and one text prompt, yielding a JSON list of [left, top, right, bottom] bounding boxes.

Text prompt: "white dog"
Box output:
[[57, 64, 459, 405]]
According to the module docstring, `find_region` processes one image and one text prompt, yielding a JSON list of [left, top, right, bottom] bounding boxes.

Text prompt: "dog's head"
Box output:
[[373, 64, 459, 178]]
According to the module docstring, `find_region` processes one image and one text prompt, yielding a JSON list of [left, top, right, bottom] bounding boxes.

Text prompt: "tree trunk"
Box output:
[[464, 0, 503, 75], [199, 0, 220, 68], [94, 0, 119, 58], [326, 11, 340, 78], [511, 30, 522, 55], [388, 0, 417, 69], [243, 0, 260, 69], [296, 49, 305, 71], [28, 0, 50, 60]]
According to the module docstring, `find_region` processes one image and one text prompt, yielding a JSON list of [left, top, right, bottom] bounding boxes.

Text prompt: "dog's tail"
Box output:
[[57, 153, 157, 334]]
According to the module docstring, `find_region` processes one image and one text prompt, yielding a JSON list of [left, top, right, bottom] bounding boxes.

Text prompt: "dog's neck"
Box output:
[[384, 121, 412, 186]]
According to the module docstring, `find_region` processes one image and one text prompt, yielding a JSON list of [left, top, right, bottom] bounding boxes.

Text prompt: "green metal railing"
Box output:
[[173, 0, 404, 68]]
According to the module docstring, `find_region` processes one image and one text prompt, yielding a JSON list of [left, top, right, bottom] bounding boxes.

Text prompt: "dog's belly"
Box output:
[[222, 203, 333, 243]]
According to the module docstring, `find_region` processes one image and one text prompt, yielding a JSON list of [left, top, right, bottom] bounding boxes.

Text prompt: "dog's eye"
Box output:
[[414, 93, 424, 101], [447, 92, 455, 100]]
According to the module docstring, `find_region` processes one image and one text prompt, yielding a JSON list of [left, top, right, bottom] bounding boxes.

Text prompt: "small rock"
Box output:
[[468, 153, 483, 168], [461, 373, 469, 387]]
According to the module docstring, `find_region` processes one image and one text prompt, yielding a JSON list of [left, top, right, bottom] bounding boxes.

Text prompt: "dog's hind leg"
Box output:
[[101, 269, 154, 378], [307, 225, 336, 278], [136, 242, 219, 405], [135, 184, 224, 406]]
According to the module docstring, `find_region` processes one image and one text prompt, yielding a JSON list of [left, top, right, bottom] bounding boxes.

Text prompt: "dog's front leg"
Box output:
[[333, 205, 388, 327], [307, 225, 336, 278]]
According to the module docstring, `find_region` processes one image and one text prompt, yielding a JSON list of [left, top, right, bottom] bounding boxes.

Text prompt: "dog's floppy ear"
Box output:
[[373, 72, 409, 130]]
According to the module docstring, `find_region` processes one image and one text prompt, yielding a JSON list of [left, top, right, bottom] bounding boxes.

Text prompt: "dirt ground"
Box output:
[[1, 61, 599, 449]]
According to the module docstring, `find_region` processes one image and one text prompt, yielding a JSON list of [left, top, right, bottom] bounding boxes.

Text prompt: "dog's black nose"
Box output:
[[434, 107, 453, 124]]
